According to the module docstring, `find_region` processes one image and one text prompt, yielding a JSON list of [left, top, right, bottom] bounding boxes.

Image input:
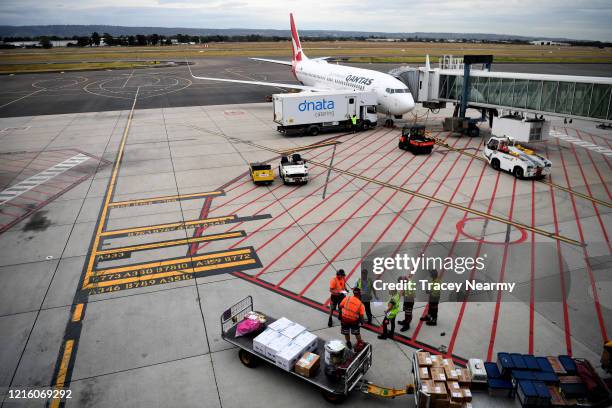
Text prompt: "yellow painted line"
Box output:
[[71, 304, 84, 322], [83, 88, 140, 287], [431, 137, 612, 209], [281, 140, 341, 154], [95, 231, 244, 256], [109, 191, 223, 208], [93, 248, 253, 276], [99, 215, 236, 237], [55, 339, 74, 386], [84, 258, 257, 289]]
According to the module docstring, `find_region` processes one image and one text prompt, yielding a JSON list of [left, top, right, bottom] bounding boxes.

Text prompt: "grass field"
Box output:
[[1, 41, 611, 73], [0, 60, 161, 74]]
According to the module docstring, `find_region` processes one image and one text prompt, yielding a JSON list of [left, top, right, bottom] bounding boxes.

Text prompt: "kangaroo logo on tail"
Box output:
[[290, 13, 306, 78]]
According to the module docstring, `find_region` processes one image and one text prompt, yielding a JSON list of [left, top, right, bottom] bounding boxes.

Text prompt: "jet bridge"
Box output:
[[394, 56, 612, 124]]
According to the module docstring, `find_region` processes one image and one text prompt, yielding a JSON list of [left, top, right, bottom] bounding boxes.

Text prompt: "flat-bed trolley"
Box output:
[[220, 296, 373, 403]]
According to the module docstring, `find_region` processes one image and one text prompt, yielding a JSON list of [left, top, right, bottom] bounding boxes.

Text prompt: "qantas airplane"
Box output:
[[189, 13, 416, 125]]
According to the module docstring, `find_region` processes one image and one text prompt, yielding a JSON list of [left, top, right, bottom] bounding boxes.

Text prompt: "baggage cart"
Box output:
[[220, 296, 373, 403]]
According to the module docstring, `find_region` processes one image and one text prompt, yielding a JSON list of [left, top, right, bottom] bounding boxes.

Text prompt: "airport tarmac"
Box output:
[[0, 62, 611, 407], [0, 57, 611, 117]]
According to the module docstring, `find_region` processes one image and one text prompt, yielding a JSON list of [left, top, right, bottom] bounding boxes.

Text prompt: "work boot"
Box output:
[[328, 316, 333, 327], [426, 319, 437, 326], [420, 315, 431, 322], [377, 334, 387, 340], [398, 320, 406, 325], [346, 341, 353, 350], [400, 324, 410, 332], [367, 318, 372, 325]]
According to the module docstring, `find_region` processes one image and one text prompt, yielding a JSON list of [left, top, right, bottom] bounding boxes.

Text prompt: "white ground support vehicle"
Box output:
[[484, 136, 552, 179], [279, 154, 309, 184]]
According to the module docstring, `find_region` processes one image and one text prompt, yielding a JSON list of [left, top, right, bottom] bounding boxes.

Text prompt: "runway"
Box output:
[[0, 57, 611, 117]]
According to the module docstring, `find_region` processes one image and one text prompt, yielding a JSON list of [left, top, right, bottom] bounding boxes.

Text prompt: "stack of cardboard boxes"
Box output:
[[416, 351, 473, 408], [253, 317, 319, 375]]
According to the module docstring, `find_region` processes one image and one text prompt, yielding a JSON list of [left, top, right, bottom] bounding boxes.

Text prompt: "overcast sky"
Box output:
[[1, 0, 611, 41]]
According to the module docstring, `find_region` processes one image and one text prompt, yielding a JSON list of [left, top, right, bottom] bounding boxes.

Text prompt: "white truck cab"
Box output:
[[279, 154, 309, 184], [483, 136, 552, 179]]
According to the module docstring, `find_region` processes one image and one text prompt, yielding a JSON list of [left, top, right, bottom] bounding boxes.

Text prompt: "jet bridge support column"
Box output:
[[459, 55, 494, 119]]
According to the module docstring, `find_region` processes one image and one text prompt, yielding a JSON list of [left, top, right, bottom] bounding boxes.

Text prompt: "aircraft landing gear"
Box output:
[[384, 118, 394, 128]]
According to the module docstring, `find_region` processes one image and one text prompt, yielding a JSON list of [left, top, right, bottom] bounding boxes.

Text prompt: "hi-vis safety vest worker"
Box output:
[[351, 115, 357, 125], [386, 293, 401, 319], [429, 277, 441, 300], [330, 276, 347, 295], [398, 277, 415, 301], [340, 295, 365, 323]]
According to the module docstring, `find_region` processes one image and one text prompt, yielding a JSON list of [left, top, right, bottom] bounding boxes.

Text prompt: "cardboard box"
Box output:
[[417, 351, 433, 367], [462, 403, 473, 408], [446, 381, 461, 393], [253, 329, 280, 356], [431, 355, 444, 367], [460, 388, 472, 402], [265, 335, 292, 359], [431, 367, 447, 382], [268, 317, 293, 332], [442, 359, 455, 370], [445, 366, 459, 381], [295, 352, 320, 378], [431, 399, 450, 408], [292, 331, 317, 353], [275, 342, 304, 371], [431, 382, 448, 399], [448, 389, 463, 402], [421, 379, 435, 394], [281, 322, 306, 339], [419, 366, 431, 380], [458, 368, 472, 386]]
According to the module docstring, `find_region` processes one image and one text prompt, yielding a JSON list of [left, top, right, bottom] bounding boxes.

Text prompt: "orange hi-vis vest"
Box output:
[[340, 295, 365, 323], [330, 276, 346, 295]]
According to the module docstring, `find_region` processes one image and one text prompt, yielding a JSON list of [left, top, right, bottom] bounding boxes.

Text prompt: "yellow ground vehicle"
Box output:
[[250, 162, 274, 185]]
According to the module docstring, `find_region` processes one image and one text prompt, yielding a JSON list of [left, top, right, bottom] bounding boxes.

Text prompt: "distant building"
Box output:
[[530, 40, 569, 46], [365, 38, 401, 42], [6, 40, 78, 47]]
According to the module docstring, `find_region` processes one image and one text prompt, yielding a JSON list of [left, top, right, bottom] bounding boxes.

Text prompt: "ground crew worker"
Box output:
[[420, 269, 440, 326], [351, 114, 358, 132], [339, 287, 365, 349], [378, 289, 401, 340], [329, 269, 349, 327], [397, 275, 415, 332], [355, 269, 377, 324]]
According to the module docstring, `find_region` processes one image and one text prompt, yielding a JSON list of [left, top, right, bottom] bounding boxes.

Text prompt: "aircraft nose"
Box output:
[[397, 94, 415, 113]]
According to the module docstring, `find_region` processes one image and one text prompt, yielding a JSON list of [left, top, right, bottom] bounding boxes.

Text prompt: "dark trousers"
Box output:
[[382, 317, 396, 337], [402, 301, 414, 326], [428, 301, 439, 320], [363, 301, 372, 323]]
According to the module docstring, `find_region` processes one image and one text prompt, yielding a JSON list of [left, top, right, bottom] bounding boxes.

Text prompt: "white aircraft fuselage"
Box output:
[[293, 59, 415, 116]]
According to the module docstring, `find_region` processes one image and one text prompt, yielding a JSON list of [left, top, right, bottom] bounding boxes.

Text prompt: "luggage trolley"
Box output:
[[220, 296, 373, 403]]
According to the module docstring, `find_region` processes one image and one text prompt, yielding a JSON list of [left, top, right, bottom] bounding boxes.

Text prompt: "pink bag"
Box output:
[[235, 318, 262, 337]]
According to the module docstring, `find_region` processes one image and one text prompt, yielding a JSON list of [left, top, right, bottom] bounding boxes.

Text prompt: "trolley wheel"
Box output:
[[307, 125, 320, 136], [238, 349, 260, 368], [321, 390, 347, 404]]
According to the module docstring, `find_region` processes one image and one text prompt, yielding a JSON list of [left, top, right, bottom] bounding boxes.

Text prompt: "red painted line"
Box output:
[[298, 132, 456, 297], [0, 209, 23, 218], [196, 129, 397, 254], [446, 170, 501, 356], [246, 131, 401, 257], [340, 133, 474, 292], [486, 177, 518, 361], [529, 180, 536, 355], [562, 129, 612, 253], [3, 201, 32, 210], [18, 194, 45, 203], [270, 140, 419, 285], [555, 136, 608, 343]]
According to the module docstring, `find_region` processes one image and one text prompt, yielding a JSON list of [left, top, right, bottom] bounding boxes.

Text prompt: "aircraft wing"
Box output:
[[250, 58, 292, 66], [189, 73, 319, 91]]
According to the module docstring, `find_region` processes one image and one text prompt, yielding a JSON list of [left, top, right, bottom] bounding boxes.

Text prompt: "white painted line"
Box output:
[[0, 90, 44, 110], [549, 131, 612, 157], [0, 154, 89, 206]]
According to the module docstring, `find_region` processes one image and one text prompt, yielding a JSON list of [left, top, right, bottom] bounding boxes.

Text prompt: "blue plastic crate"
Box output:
[[517, 380, 539, 406], [523, 354, 539, 371], [512, 370, 536, 381], [488, 378, 515, 398], [497, 352, 514, 377], [536, 357, 554, 372], [511, 353, 527, 370], [558, 355, 577, 375], [485, 361, 502, 379], [533, 380, 551, 401], [533, 371, 559, 384]]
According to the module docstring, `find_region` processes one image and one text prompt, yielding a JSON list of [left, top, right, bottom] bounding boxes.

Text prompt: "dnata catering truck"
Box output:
[[273, 91, 378, 136]]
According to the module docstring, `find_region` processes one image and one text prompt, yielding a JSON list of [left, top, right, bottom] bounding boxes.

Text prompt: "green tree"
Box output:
[[103, 32, 114, 46], [39, 37, 53, 49], [91, 32, 101, 46], [77, 36, 90, 47], [150, 33, 159, 45], [128, 35, 136, 46], [136, 35, 147, 46]]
